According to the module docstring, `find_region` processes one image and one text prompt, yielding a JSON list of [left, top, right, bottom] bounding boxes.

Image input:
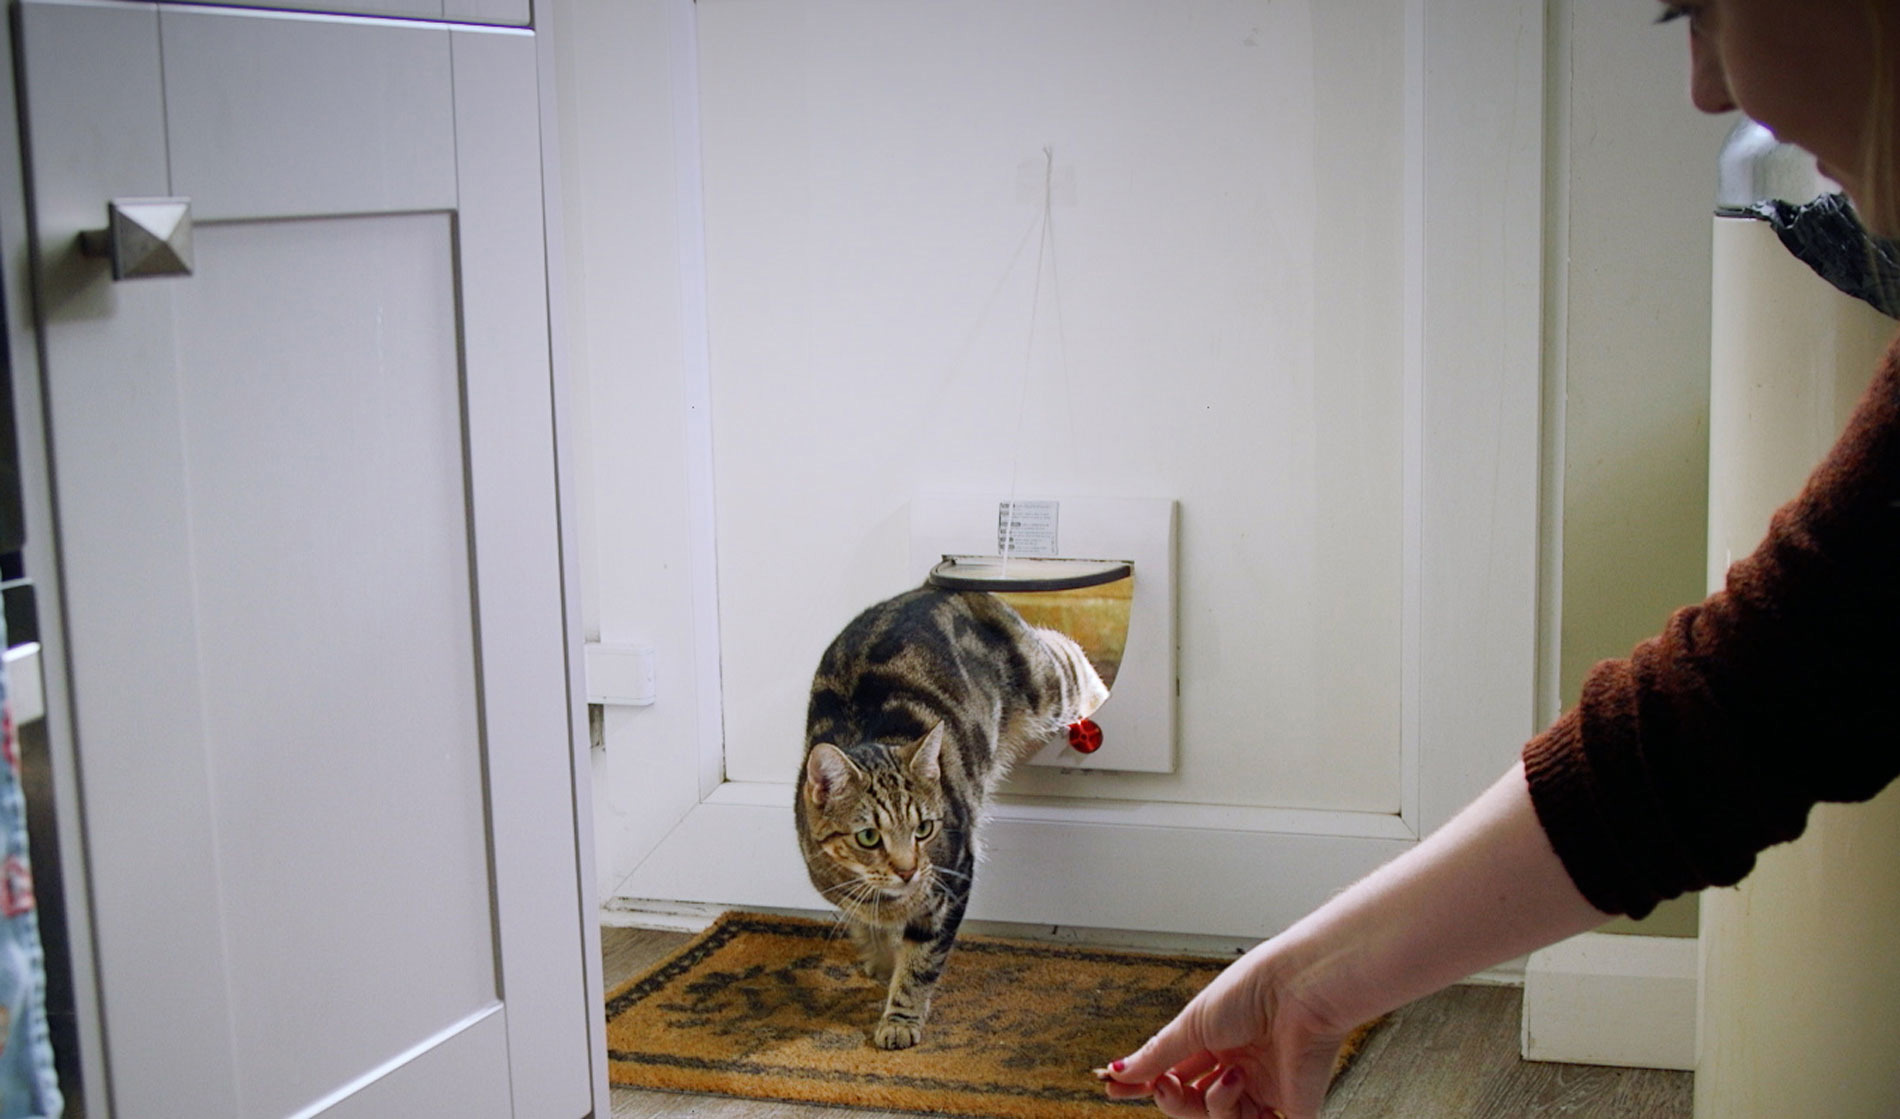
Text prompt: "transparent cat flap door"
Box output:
[[910, 496, 1177, 773], [925, 555, 1133, 693]]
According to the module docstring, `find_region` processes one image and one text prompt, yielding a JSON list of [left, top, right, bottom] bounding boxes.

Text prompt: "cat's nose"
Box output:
[[894, 865, 918, 882]]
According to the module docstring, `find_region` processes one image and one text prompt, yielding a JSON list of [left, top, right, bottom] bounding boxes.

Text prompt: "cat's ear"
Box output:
[[905, 723, 944, 785], [804, 744, 863, 812]]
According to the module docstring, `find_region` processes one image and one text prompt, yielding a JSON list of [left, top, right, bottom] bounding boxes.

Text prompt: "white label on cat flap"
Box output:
[[997, 500, 1059, 557]]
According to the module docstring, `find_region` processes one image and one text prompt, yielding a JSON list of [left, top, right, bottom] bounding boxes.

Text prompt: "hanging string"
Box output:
[[916, 143, 1074, 571], [927, 205, 1046, 408], [1001, 143, 1072, 570], [1043, 147, 1078, 472]]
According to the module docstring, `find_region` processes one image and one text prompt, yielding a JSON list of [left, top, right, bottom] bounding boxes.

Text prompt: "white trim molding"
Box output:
[[1521, 932, 1698, 1071], [619, 782, 1415, 941]]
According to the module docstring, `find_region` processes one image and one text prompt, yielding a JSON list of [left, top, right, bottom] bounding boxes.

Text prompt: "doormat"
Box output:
[[605, 911, 1382, 1119]]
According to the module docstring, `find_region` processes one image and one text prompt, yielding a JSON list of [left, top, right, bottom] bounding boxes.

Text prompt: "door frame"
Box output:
[[592, 0, 1548, 941]]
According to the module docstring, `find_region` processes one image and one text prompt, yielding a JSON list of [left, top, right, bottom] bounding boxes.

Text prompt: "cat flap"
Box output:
[[928, 555, 1133, 693], [925, 555, 1129, 593]]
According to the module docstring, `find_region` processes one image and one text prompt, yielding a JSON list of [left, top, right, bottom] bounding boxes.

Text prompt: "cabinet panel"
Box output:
[[17, 3, 238, 1111], [14, 2, 597, 1116], [189, 1, 447, 20], [447, 0, 531, 25], [158, 1, 532, 26], [161, 8, 457, 219], [449, 26, 598, 1114], [170, 212, 502, 1118]]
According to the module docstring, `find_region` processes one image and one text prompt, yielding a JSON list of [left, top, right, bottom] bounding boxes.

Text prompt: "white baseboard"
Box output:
[[1521, 931, 1697, 1070], [599, 897, 729, 932], [613, 786, 1413, 942], [1468, 955, 1528, 988]]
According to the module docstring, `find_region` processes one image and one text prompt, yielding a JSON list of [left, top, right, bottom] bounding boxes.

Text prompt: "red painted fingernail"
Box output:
[[1221, 1068, 1242, 1087], [1110, 1060, 1125, 1073]]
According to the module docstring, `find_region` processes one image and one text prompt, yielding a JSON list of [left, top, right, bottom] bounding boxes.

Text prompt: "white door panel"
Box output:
[[14, 3, 596, 1116]]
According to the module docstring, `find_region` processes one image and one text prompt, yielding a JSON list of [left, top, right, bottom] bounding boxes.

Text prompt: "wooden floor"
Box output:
[[602, 925, 1691, 1119]]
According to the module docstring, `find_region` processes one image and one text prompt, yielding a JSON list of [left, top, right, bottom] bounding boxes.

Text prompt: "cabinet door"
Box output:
[[15, 4, 596, 1117]]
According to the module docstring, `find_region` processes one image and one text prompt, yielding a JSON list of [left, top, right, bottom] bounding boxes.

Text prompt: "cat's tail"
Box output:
[[1034, 627, 1109, 722]]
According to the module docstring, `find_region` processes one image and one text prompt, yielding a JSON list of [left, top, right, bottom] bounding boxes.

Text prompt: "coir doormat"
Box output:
[[605, 911, 1380, 1118]]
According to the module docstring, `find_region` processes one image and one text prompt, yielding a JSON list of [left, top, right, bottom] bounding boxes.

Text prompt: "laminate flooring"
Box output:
[[602, 925, 1692, 1119]]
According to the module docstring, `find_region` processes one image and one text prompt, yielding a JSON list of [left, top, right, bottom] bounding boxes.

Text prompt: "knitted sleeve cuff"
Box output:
[[1522, 709, 1651, 919]]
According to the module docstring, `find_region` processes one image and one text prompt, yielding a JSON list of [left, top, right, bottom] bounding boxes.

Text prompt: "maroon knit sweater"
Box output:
[[1523, 332, 1900, 919]]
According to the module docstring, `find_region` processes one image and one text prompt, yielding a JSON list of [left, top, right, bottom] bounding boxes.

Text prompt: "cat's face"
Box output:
[[802, 725, 946, 918]]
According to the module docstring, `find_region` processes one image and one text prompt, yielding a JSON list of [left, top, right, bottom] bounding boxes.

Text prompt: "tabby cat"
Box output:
[[795, 584, 1108, 1049]]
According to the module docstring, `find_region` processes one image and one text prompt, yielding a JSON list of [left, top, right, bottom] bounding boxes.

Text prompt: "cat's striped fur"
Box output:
[[795, 585, 1108, 1049]]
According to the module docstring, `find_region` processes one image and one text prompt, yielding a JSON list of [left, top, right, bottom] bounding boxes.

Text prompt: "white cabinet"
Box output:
[[4, 3, 599, 1116]]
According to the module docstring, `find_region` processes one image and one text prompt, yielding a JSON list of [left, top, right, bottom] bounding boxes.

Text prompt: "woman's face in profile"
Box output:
[[1672, 0, 1879, 204]]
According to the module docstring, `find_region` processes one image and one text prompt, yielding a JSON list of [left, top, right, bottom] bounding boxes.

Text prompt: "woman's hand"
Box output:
[[1099, 934, 1355, 1119]]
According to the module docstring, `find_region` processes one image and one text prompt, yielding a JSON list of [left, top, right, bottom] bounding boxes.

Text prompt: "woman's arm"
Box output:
[[1103, 762, 1608, 1119]]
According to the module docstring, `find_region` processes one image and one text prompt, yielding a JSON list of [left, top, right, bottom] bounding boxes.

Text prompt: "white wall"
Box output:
[[697, 0, 1407, 814]]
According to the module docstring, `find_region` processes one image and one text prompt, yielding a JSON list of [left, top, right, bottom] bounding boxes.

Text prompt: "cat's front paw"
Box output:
[[873, 1016, 924, 1050]]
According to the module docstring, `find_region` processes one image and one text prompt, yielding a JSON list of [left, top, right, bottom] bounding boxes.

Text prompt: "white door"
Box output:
[[585, 0, 1547, 942], [9, 3, 600, 1116]]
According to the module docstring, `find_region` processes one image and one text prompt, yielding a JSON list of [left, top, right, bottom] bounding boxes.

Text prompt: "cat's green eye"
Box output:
[[853, 827, 882, 849], [915, 819, 937, 841]]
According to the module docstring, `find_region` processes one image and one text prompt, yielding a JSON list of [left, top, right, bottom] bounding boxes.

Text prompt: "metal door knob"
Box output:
[[78, 197, 193, 280]]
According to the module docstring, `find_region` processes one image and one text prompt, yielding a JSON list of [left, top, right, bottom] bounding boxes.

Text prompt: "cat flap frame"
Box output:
[[909, 495, 1177, 773]]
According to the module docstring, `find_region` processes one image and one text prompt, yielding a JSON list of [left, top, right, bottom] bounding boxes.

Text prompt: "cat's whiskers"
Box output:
[[920, 863, 970, 906], [821, 878, 873, 908], [820, 893, 868, 945], [818, 878, 863, 915], [822, 876, 900, 931], [817, 878, 861, 899]]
